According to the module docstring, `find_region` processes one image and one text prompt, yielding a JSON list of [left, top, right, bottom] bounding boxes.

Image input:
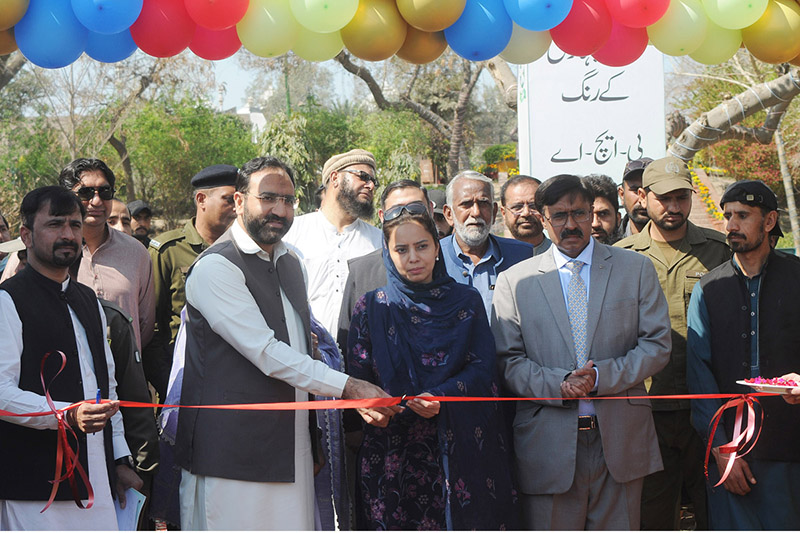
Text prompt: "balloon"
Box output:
[[396, 27, 447, 64], [185, 0, 249, 30], [444, 0, 512, 61], [503, 0, 572, 31], [290, 0, 358, 33], [0, 0, 28, 31], [237, 0, 299, 58], [742, 0, 800, 64], [190, 26, 241, 60], [550, 0, 612, 56], [791, 53, 800, 67], [71, 0, 143, 35], [292, 26, 343, 61], [86, 30, 137, 63], [397, 0, 467, 32], [646, 0, 707, 56], [499, 22, 550, 64], [701, 0, 768, 29], [130, 0, 195, 57], [0, 28, 17, 55], [341, 0, 407, 62], [605, 0, 670, 27], [689, 20, 740, 64], [15, 0, 87, 68], [592, 20, 648, 66]]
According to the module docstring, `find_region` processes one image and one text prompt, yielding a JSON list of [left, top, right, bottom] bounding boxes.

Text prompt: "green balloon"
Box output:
[[702, 0, 768, 30], [290, 0, 358, 33], [237, 0, 299, 58], [293, 26, 343, 61], [647, 0, 708, 56], [689, 20, 741, 65]]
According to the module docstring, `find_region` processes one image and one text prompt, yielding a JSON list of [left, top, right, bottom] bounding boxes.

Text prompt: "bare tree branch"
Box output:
[[334, 51, 396, 110], [486, 57, 518, 111], [0, 52, 26, 93]]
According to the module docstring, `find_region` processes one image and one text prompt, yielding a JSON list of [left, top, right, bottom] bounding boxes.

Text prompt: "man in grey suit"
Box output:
[[491, 174, 671, 530]]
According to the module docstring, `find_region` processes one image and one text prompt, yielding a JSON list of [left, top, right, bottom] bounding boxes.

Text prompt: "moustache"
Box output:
[[465, 217, 486, 227], [560, 228, 583, 240], [728, 232, 746, 240], [53, 239, 78, 252], [258, 214, 288, 226]]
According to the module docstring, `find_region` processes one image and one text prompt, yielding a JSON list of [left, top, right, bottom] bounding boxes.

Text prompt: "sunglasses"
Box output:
[[339, 169, 378, 187], [383, 201, 428, 222], [75, 185, 115, 201]]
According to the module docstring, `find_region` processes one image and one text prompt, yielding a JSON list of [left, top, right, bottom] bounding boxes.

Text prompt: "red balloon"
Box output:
[[550, 0, 612, 56], [190, 26, 241, 60], [130, 0, 196, 57], [605, 0, 670, 28], [185, 0, 249, 30], [592, 19, 647, 66]]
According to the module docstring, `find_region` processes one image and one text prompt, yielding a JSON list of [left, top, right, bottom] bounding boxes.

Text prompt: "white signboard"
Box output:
[[518, 45, 666, 182]]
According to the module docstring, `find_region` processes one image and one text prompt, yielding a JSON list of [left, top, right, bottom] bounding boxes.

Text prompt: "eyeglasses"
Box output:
[[383, 201, 428, 222], [507, 201, 537, 215], [75, 185, 115, 201], [543, 209, 592, 227], [248, 192, 297, 209], [339, 169, 378, 187]]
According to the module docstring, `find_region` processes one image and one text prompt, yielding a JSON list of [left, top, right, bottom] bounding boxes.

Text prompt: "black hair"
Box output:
[[583, 174, 619, 211], [58, 158, 116, 189], [500, 175, 541, 206], [237, 156, 296, 193], [20, 186, 86, 229], [380, 179, 429, 210], [534, 174, 595, 215], [0, 213, 7, 228], [382, 210, 439, 245]]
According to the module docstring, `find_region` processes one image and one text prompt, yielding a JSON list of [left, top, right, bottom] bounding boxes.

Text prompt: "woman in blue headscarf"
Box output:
[[347, 203, 518, 530]]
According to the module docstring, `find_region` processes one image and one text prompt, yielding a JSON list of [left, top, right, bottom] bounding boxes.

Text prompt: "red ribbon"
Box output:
[[703, 394, 764, 487], [38, 351, 94, 513]]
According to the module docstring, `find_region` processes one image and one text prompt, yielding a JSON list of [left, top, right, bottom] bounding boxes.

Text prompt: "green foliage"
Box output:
[[482, 143, 516, 165], [695, 141, 783, 197]]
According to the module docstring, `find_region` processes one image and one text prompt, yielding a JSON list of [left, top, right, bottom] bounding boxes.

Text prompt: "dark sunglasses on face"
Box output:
[[75, 185, 115, 201], [383, 200, 428, 222], [339, 168, 378, 187]]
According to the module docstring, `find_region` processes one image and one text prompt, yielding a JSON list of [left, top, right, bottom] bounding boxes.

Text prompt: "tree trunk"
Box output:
[[108, 132, 136, 202], [774, 125, 800, 255], [486, 58, 518, 111], [0, 52, 26, 93], [447, 62, 484, 179]]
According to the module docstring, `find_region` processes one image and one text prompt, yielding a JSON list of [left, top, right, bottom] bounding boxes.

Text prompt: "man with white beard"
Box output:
[[441, 170, 533, 316]]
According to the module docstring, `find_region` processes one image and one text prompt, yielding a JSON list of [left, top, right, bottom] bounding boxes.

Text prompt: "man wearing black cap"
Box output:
[[687, 179, 800, 530], [427, 188, 453, 239], [617, 156, 730, 530], [146, 164, 237, 398], [128, 200, 153, 247], [619, 157, 653, 237]]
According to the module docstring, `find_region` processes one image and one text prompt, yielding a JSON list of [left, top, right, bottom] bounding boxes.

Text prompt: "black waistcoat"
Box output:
[[699, 252, 800, 462], [0, 265, 115, 500], [175, 230, 315, 482]]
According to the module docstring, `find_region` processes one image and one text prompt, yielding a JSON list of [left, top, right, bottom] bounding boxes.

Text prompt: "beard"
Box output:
[[242, 203, 291, 247], [728, 226, 766, 253], [31, 237, 79, 268], [454, 216, 491, 247], [652, 212, 686, 232], [629, 206, 650, 226], [337, 178, 374, 219], [509, 215, 543, 241]]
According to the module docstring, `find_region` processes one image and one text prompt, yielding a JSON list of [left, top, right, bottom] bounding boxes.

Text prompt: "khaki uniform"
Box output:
[[146, 218, 209, 397], [616, 220, 730, 530]]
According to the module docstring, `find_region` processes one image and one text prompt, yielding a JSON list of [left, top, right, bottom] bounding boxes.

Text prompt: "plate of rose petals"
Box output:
[[737, 377, 800, 394]]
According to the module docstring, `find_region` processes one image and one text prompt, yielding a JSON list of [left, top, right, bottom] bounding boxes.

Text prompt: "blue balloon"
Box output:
[[503, 0, 573, 31], [445, 0, 512, 61], [86, 30, 138, 63], [71, 0, 144, 35], [16, 0, 88, 69]]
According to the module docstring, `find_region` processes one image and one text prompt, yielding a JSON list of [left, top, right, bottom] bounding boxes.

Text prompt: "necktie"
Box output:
[[566, 260, 588, 368]]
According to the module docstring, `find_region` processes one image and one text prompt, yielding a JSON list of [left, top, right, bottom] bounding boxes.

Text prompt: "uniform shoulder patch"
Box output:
[[149, 238, 162, 250]]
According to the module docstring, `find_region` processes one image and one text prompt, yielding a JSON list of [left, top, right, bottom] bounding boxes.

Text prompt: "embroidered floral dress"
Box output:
[[347, 277, 518, 531]]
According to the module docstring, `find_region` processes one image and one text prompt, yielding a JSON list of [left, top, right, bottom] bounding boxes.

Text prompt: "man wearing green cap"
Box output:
[[616, 156, 730, 530]]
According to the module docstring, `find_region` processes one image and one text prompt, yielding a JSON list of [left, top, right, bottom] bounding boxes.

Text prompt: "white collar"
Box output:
[[552, 237, 594, 269], [232, 219, 288, 261]]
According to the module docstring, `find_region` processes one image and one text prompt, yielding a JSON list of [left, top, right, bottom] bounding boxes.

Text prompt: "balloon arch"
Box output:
[[0, 0, 798, 69]]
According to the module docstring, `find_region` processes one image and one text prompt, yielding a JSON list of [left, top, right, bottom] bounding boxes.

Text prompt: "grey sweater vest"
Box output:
[[175, 230, 314, 482]]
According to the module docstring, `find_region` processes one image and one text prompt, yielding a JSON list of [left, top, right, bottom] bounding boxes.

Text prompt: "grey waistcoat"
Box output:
[[175, 229, 314, 482]]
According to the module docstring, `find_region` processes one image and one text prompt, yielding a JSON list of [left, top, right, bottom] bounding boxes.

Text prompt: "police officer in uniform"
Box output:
[[145, 165, 237, 398], [616, 156, 731, 530]]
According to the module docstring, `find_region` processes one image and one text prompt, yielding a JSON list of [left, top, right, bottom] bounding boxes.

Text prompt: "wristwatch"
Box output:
[[115, 455, 135, 469]]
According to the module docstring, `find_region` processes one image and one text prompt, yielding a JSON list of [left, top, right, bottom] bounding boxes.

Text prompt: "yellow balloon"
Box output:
[[689, 20, 741, 65], [647, 0, 708, 56], [499, 22, 551, 65], [396, 0, 466, 32], [341, 0, 407, 62], [742, 0, 800, 64], [293, 26, 343, 62], [396, 27, 447, 64], [0, 0, 28, 32], [237, 0, 299, 58], [0, 27, 16, 55], [290, 0, 358, 33], [791, 53, 800, 67]]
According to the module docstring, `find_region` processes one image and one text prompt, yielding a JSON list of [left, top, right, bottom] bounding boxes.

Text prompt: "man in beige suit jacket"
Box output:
[[491, 174, 671, 530]]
